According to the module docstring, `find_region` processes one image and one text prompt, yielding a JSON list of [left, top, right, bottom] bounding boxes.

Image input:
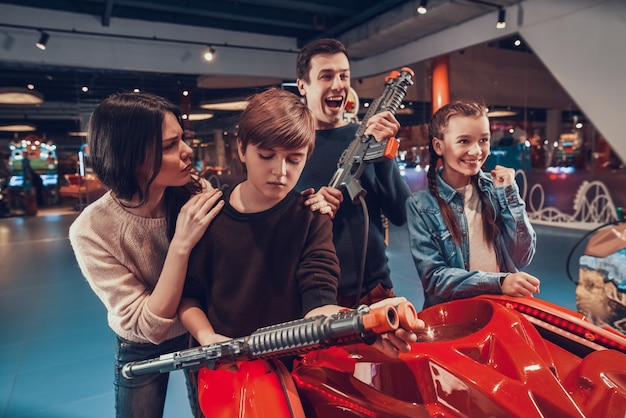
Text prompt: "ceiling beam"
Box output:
[[217, 0, 355, 16], [80, 0, 319, 31], [312, 0, 411, 43], [102, 0, 114, 26]]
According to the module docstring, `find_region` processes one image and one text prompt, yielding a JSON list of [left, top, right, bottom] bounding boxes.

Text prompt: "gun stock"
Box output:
[[328, 67, 414, 203], [122, 302, 417, 379]]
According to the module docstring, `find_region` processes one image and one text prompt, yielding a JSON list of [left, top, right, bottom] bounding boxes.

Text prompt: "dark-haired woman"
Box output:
[[405, 101, 539, 310], [69, 92, 224, 417]]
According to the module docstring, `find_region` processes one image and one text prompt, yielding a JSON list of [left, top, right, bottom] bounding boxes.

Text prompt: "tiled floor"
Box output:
[[0, 206, 586, 417]]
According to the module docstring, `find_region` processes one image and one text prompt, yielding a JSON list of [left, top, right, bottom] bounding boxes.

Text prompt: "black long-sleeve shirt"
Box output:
[[183, 187, 339, 339], [296, 124, 411, 298]]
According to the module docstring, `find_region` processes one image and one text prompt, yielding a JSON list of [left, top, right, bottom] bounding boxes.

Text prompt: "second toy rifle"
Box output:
[[328, 67, 414, 203], [122, 302, 418, 379]]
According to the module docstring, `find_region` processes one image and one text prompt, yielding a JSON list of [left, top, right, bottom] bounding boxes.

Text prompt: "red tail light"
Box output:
[[490, 297, 626, 354]]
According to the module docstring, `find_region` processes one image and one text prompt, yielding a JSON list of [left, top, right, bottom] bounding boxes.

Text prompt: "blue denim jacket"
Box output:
[[406, 169, 536, 308]]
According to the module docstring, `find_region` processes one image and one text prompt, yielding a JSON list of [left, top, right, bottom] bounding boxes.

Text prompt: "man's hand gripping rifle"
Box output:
[[122, 301, 418, 379], [328, 67, 414, 203]]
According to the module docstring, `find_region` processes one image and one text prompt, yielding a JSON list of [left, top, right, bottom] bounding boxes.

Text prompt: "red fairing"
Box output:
[[198, 296, 626, 417], [198, 359, 306, 418]]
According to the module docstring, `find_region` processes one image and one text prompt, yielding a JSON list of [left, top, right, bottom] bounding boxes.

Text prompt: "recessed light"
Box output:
[[0, 87, 44, 105], [200, 101, 248, 111], [0, 124, 37, 132]]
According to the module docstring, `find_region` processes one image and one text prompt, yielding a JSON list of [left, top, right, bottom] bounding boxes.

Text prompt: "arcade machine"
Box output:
[[569, 210, 626, 336], [7, 135, 59, 215], [58, 143, 107, 209]]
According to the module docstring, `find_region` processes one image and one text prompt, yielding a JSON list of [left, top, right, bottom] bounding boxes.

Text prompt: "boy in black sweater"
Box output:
[[180, 87, 421, 350]]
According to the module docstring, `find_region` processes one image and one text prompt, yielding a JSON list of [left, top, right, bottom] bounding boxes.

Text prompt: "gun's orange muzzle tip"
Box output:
[[362, 305, 399, 334], [396, 301, 419, 331], [401, 67, 415, 76]]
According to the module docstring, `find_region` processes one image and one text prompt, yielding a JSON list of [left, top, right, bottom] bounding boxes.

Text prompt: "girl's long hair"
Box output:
[[427, 101, 500, 246]]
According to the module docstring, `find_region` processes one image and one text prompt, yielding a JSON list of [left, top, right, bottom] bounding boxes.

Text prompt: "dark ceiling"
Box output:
[[2, 0, 410, 47], [0, 0, 523, 138]]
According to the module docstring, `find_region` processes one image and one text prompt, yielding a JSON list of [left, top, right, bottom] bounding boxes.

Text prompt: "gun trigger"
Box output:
[[384, 137, 399, 159]]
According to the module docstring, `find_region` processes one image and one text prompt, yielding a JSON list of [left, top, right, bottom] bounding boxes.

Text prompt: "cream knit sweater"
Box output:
[[69, 191, 187, 344]]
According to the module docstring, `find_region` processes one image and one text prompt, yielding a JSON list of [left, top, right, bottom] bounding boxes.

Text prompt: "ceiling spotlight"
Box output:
[[203, 47, 216, 62], [36, 31, 49, 50], [496, 8, 506, 29], [417, 0, 428, 15]]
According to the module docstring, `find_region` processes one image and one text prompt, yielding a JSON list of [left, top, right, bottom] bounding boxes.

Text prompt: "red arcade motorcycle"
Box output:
[[123, 295, 626, 417]]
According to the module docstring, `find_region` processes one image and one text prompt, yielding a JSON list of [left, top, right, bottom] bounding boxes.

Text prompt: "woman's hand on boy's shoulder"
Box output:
[[173, 189, 224, 252]]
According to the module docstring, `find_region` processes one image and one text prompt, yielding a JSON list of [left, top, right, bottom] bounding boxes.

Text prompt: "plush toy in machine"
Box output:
[[575, 220, 626, 335]]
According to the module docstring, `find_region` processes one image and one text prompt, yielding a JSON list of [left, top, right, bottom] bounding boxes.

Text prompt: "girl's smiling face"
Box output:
[[434, 114, 491, 189]]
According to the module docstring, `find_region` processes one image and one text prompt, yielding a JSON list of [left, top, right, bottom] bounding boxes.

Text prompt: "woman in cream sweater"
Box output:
[[69, 92, 224, 417]]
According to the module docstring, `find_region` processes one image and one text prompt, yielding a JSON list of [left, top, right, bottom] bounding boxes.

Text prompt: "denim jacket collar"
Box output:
[[435, 167, 493, 203]]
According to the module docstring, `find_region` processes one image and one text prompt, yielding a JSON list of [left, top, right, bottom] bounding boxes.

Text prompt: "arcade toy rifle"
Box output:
[[328, 67, 414, 203], [122, 302, 417, 379]]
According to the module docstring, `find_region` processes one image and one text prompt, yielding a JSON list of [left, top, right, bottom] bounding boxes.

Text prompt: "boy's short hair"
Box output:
[[238, 87, 315, 158]]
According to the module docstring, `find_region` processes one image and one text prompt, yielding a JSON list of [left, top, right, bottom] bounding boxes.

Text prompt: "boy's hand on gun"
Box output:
[[370, 297, 425, 358], [196, 330, 231, 347]]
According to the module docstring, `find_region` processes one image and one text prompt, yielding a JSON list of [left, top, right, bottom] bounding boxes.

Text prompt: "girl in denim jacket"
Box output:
[[406, 101, 539, 309]]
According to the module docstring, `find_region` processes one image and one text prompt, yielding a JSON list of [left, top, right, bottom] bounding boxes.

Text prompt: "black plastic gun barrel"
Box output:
[[122, 302, 418, 379], [328, 67, 414, 203]]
